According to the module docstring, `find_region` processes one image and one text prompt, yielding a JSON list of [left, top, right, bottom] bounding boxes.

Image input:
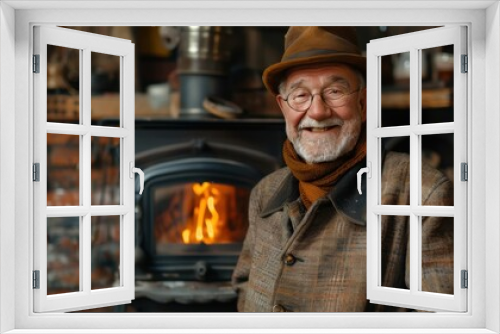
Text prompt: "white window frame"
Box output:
[[33, 26, 136, 313], [366, 26, 467, 312], [0, 1, 498, 333]]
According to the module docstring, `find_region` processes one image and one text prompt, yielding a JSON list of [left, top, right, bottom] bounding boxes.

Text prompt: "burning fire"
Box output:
[[182, 182, 222, 244], [153, 181, 250, 248]]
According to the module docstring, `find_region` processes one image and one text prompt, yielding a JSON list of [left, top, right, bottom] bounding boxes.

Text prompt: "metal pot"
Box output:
[[177, 27, 233, 117]]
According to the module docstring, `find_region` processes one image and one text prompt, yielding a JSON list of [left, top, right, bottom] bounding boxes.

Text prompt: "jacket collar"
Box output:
[[260, 159, 367, 226], [259, 171, 300, 218]]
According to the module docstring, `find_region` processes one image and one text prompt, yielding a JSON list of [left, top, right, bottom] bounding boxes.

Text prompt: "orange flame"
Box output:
[[182, 182, 221, 244]]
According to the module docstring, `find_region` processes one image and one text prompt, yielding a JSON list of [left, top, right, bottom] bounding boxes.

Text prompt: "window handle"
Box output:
[[357, 162, 371, 195], [129, 162, 144, 195]]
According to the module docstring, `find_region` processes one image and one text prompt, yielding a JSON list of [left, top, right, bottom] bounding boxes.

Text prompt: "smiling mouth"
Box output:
[[303, 125, 339, 133]]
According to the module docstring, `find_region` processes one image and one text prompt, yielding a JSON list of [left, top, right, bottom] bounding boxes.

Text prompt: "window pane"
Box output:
[[421, 133, 454, 206], [381, 52, 410, 127], [47, 45, 80, 124], [421, 45, 454, 124], [47, 134, 80, 206], [381, 215, 409, 290], [421, 216, 454, 294], [47, 217, 80, 295], [91, 137, 121, 205], [91, 216, 120, 290], [381, 136, 410, 205], [91, 52, 121, 126]]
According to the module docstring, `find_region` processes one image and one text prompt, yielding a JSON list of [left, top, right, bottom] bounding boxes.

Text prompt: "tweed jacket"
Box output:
[[232, 151, 454, 312]]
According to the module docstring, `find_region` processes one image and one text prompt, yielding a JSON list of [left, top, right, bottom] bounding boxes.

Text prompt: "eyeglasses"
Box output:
[[282, 86, 362, 112]]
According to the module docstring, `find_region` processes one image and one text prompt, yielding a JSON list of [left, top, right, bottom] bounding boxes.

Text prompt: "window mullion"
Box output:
[[89, 126, 129, 138], [373, 205, 411, 215], [82, 47, 92, 295], [79, 48, 85, 292], [82, 214, 91, 293], [413, 123, 454, 135], [89, 205, 129, 216], [409, 47, 420, 295], [46, 206, 89, 217], [46, 123, 87, 135], [82, 47, 91, 211], [372, 125, 411, 138]]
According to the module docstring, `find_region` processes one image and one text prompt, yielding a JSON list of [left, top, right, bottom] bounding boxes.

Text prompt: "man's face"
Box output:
[[277, 64, 366, 164]]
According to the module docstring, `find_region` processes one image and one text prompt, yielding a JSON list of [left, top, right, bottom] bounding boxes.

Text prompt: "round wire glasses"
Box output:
[[282, 86, 361, 112]]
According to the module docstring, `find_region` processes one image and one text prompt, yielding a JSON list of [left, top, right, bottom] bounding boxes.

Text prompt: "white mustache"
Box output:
[[298, 117, 344, 130]]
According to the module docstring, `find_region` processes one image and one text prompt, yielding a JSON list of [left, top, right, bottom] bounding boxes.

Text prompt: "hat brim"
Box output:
[[262, 53, 366, 95]]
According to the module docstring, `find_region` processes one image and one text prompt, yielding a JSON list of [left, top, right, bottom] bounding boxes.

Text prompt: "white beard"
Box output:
[[287, 115, 362, 163]]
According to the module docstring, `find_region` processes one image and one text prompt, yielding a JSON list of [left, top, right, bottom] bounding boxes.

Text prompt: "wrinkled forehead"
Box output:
[[283, 63, 360, 90]]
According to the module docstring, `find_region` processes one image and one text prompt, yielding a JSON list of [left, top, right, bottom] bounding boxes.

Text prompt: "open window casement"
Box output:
[[364, 26, 467, 312], [33, 26, 141, 312]]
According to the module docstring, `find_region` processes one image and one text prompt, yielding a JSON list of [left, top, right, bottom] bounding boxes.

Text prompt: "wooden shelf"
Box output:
[[47, 93, 174, 123], [381, 88, 452, 109]]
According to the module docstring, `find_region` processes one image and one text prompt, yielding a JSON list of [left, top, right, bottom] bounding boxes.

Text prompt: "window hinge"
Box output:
[[33, 54, 40, 73], [461, 270, 468, 289], [33, 163, 40, 182], [461, 54, 468, 73], [461, 162, 468, 181], [33, 270, 40, 289]]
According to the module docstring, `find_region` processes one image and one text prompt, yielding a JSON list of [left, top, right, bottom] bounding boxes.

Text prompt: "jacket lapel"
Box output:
[[259, 162, 367, 226]]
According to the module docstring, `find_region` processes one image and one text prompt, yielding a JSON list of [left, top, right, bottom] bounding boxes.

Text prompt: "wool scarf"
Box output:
[[282, 126, 366, 209]]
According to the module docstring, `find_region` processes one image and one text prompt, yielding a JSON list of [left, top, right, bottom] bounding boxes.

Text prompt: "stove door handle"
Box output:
[[130, 162, 144, 195]]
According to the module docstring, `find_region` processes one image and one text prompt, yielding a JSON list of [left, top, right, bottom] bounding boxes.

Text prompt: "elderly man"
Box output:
[[232, 26, 454, 312]]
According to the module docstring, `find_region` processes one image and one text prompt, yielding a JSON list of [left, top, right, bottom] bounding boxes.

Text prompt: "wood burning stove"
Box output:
[[128, 119, 285, 309], [138, 149, 269, 282]]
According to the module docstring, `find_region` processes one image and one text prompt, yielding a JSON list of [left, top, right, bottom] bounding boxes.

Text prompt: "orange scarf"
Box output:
[[282, 126, 366, 209]]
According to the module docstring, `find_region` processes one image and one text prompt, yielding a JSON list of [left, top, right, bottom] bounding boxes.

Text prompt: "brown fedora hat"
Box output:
[[262, 26, 366, 95]]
